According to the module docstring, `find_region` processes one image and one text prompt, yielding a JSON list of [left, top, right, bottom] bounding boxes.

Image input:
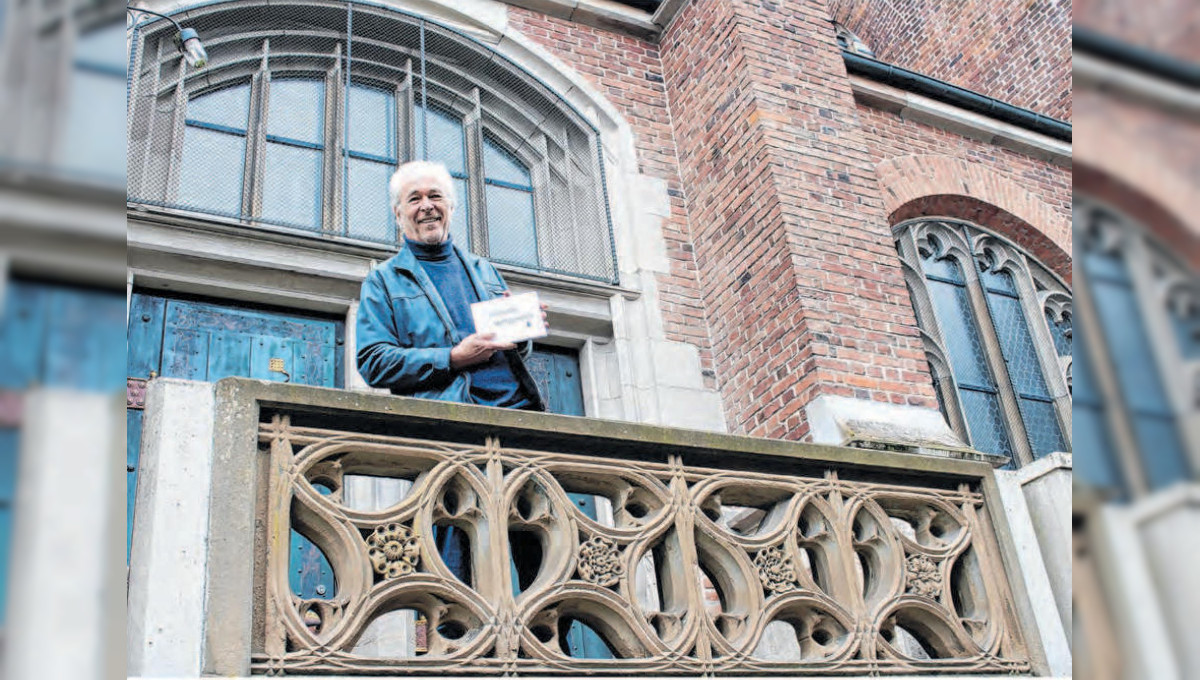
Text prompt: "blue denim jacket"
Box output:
[[355, 243, 545, 410]]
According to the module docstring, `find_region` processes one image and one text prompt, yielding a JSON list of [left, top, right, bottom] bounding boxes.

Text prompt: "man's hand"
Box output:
[[450, 332, 516, 369]]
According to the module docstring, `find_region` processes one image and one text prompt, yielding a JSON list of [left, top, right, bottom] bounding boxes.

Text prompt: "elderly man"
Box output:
[[356, 160, 545, 411]]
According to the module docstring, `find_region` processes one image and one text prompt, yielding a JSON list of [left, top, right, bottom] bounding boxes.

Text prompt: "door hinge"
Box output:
[[127, 373, 156, 410]]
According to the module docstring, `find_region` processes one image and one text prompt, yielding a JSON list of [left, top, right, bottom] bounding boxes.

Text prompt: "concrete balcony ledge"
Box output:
[[128, 378, 1056, 678], [211, 377, 999, 478]]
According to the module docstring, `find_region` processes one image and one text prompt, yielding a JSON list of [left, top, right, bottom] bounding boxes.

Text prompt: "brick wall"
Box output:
[[660, 0, 937, 440], [508, 0, 1071, 441], [508, 7, 717, 386], [856, 105, 1073, 280], [1076, 87, 1200, 267], [828, 0, 1072, 121], [1075, 0, 1199, 63]]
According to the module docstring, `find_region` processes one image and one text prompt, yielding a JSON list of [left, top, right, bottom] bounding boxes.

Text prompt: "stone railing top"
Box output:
[[214, 378, 998, 483]]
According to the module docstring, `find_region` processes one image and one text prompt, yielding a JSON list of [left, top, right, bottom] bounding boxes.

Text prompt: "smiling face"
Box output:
[[396, 173, 454, 244]]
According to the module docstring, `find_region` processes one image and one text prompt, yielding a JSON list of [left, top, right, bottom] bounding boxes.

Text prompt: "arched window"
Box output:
[[60, 20, 128, 180], [895, 219, 1072, 468], [127, 2, 617, 283], [1073, 199, 1196, 496]]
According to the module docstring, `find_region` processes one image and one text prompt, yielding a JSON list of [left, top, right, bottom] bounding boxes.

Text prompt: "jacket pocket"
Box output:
[[387, 293, 443, 345]]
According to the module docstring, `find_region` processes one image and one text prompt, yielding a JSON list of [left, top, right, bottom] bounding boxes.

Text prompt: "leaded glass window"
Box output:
[[1071, 323, 1123, 491], [979, 263, 1067, 456], [1074, 199, 1197, 495], [919, 244, 1013, 458], [895, 219, 1072, 467]]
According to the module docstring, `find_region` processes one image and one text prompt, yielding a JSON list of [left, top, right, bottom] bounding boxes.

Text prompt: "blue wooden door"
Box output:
[[127, 293, 344, 600], [518, 346, 612, 658], [524, 345, 585, 418], [0, 280, 126, 624]]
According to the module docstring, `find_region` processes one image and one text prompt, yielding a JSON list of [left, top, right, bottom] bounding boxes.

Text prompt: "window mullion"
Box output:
[[130, 33, 162, 199], [1073, 246, 1150, 495], [465, 87, 487, 256], [1011, 253, 1073, 451], [531, 132, 551, 270], [557, 129, 582, 275], [44, 2, 77, 166], [244, 43, 270, 221], [398, 61, 413, 163], [966, 257, 1036, 466], [164, 78, 187, 204], [324, 44, 344, 235], [896, 229, 973, 447]]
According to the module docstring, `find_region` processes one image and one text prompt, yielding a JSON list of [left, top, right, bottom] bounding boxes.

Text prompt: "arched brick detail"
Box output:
[[876, 155, 1072, 282], [1075, 111, 1200, 270]]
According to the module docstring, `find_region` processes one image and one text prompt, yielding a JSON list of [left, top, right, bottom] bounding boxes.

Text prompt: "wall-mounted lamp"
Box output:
[[127, 7, 208, 69]]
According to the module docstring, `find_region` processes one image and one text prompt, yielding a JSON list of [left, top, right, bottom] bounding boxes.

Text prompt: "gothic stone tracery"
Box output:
[[254, 416, 1030, 675]]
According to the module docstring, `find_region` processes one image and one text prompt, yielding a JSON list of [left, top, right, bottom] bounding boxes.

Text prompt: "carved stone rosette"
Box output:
[[253, 416, 1031, 676], [905, 554, 943, 599], [577, 536, 623, 586], [753, 545, 798, 595], [366, 523, 420, 578]]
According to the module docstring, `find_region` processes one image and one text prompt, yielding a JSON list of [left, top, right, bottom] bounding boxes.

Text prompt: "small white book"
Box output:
[[470, 291, 546, 344]]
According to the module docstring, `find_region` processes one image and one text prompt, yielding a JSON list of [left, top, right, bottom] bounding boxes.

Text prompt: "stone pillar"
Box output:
[[994, 453, 1073, 677], [5, 390, 124, 680], [1092, 485, 1200, 679], [127, 379, 216, 677], [660, 0, 941, 442]]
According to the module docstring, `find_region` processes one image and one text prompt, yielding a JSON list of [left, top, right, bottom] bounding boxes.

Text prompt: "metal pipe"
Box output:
[[1073, 27, 1200, 89], [841, 51, 1072, 142]]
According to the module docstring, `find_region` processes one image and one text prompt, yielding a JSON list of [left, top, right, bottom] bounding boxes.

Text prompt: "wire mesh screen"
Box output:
[[127, 1, 618, 284]]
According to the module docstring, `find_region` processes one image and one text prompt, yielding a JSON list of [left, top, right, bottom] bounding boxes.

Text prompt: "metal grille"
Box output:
[[127, 1, 618, 284], [979, 267, 1066, 457], [1044, 309, 1071, 357]]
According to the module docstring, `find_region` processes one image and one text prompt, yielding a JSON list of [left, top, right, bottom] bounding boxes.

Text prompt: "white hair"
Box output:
[[388, 160, 456, 214]]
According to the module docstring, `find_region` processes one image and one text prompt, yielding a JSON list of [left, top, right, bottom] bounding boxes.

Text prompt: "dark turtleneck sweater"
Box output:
[[405, 236, 530, 409]]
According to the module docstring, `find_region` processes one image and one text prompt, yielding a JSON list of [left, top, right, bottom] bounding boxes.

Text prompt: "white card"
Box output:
[[470, 292, 546, 344]]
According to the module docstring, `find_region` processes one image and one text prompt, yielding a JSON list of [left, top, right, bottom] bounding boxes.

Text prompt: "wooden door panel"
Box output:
[[204, 332, 252, 382], [128, 292, 343, 600]]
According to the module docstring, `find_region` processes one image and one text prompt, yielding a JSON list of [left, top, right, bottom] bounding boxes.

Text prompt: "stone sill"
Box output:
[[216, 377, 1001, 482]]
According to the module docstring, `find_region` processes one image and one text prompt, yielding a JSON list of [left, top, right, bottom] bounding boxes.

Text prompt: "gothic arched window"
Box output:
[[127, 1, 617, 283], [1073, 199, 1197, 496], [895, 219, 1072, 468]]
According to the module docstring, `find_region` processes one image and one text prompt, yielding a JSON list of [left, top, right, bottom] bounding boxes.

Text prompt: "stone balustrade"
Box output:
[[136, 379, 1041, 676]]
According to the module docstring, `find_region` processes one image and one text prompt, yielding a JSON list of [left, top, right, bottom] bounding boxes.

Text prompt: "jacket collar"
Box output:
[[388, 240, 489, 331], [390, 239, 479, 274]]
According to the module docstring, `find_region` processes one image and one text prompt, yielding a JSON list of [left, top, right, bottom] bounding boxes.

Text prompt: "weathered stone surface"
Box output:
[[192, 379, 1035, 676]]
